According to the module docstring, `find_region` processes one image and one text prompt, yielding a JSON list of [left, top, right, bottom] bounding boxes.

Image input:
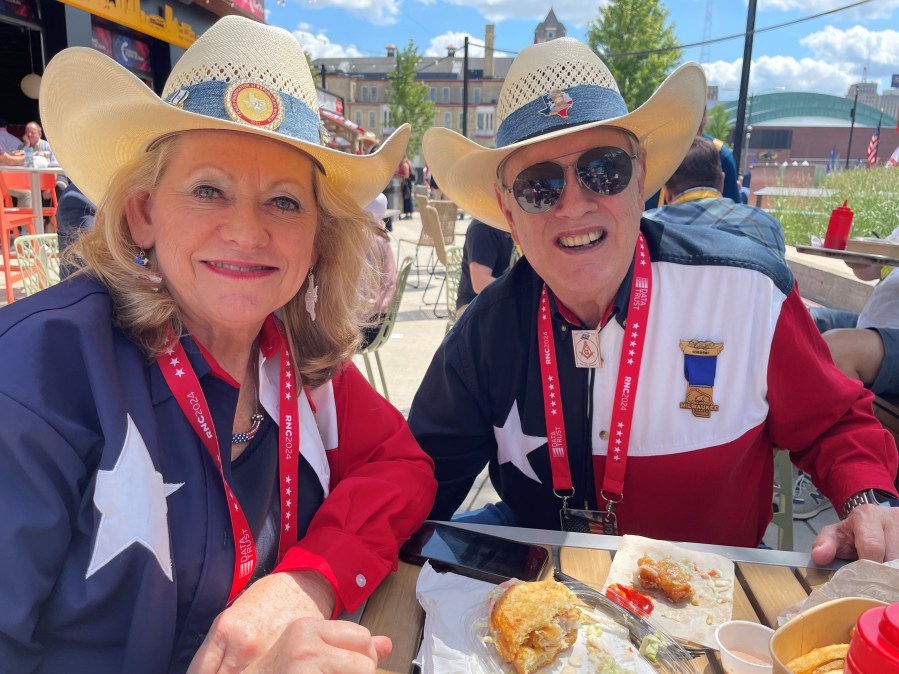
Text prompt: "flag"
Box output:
[[888, 146, 899, 167], [825, 144, 836, 173], [867, 112, 882, 166]]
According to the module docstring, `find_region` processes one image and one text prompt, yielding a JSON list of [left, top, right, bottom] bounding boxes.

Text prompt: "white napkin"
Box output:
[[413, 562, 496, 674]]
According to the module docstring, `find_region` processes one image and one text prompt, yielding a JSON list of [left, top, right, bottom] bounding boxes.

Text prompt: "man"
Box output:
[[409, 38, 899, 564], [456, 218, 514, 315], [0, 118, 19, 154], [0, 121, 61, 209], [645, 137, 785, 258]]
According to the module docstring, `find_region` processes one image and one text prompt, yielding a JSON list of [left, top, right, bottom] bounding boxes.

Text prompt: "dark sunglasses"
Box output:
[[502, 146, 637, 214]]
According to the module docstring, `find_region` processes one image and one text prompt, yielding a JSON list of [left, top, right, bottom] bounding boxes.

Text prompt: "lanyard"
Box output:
[[157, 316, 300, 602], [537, 233, 653, 527]]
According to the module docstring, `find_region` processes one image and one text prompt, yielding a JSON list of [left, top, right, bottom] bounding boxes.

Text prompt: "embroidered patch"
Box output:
[[538, 88, 573, 118], [678, 339, 724, 418], [224, 81, 284, 130]]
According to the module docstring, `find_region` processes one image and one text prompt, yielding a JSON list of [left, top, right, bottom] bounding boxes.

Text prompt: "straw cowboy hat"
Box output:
[[39, 16, 409, 209], [423, 38, 706, 230]]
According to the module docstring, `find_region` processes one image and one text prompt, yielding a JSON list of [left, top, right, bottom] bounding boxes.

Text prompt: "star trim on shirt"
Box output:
[[495, 400, 547, 483], [86, 414, 183, 581]]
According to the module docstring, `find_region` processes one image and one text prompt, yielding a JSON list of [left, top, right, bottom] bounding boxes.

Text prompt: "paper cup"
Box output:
[[715, 620, 775, 673]]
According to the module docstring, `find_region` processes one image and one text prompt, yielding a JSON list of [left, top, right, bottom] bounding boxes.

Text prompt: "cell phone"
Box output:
[[400, 521, 550, 584]]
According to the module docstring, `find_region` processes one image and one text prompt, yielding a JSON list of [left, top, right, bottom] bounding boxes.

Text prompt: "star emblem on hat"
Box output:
[[538, 88, 573, 118]]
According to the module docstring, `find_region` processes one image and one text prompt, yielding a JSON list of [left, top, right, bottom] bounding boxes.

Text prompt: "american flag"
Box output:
[[867, 113, 882, 166]]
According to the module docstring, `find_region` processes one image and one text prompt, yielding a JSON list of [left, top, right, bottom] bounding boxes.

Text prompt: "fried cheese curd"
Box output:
[[489, 580, 581, 674], [785, 642, 850, 674], [636, 555, 694, 604]]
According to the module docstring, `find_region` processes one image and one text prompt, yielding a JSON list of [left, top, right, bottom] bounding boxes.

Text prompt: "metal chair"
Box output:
[[429, 199, 459, 246], [771, 450, 795, 551], [419, 205, 450, 314], [359, 257, 413, 402], [14, 233, 61, 297], [396, 200, 440, 289], [0, 174, 38, 304], [444, 245, 464, 334]]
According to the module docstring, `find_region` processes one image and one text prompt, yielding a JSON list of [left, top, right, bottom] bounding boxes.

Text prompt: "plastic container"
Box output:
[[23, 146, 34, 168], [823, 200, 854, 250], [845, 602, 899, 673], [715, 620, 774, 673]]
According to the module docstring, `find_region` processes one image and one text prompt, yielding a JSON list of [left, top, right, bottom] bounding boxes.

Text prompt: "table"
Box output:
[[1, 165, 67, 234], [362, 523, 840, 674], [794, 244, 899, 268], [754, 186, 834, 209]]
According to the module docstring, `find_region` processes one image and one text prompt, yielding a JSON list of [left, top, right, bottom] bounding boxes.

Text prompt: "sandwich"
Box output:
[[489, 580, 581, 674]]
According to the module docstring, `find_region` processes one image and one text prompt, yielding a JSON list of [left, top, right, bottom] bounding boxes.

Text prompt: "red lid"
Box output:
[[846, 603, 899, 673], [832, 199, 853, 215]]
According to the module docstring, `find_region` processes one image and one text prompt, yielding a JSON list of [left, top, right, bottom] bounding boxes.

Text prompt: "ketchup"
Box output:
[[605, 583, 655, 616]]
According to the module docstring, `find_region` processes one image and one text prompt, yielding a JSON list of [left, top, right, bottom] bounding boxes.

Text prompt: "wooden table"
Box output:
[[362, 525, 839, 674], [753, 186, 834, 209], [1, 165, 66, 234]]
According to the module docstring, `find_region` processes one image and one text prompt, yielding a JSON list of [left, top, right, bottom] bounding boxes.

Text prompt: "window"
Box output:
[[442, 87, 450, 103], [459, 111, 464, 129], [473, 87, 481, 104], [477, 111, 494, 132], [444, 112, 451, 128], [360, 86, 369, 102], [369, 111, 376, 128], [546, 31, 554, 39], [749, 129, 792, 149], [370, 86, 378, 102], [429, 87, 436, 102], [382, 107, 391, 127], [355, 111, 362, 126]]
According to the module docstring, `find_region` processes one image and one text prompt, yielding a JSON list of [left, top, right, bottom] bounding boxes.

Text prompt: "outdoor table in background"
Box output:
[[361, 522, 841, 674], [753, 186, 834, 209], [1, 164, 66, 234]]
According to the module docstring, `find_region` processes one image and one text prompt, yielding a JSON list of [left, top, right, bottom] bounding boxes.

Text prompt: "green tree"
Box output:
[[704, 104, 733, 148], [387, 40, 436, 158], [304, 51, 321, 87], [586, 0, 683, 111]]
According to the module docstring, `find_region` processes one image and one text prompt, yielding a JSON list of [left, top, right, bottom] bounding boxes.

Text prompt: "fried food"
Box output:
[[785, 643, 849, 674], [636, 555, 694, 603], [489, 580, 581, 674]]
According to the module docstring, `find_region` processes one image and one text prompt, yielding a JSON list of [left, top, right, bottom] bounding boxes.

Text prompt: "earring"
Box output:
[[304, 269, 319, 321], [134, 248, 149, 266], [134, 247, 163, 288]]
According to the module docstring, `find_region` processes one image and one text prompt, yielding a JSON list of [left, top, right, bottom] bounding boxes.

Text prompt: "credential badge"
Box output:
[[678, 339, 724, 418], [538, 89, 573, 118], [572, 330, 601, 368], [224, 81, 284, 130]]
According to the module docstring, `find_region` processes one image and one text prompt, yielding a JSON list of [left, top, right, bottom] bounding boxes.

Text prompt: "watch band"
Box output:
[[839, 489, 899, 520]]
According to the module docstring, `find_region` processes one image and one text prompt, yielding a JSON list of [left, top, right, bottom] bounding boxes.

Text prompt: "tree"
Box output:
[[304, 51, 321, 87], [704, 104, 733, 148], [586, 0, 682, 111], [387, 40, 436, 158]]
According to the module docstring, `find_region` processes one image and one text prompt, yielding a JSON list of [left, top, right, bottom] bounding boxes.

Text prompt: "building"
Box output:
[[848, 81, 899, 124], [1, 0, 260, 133], [534, 7, 565, 43]]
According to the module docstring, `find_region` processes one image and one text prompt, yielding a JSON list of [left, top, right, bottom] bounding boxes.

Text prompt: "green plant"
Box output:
[[770, 167, 899, 246]]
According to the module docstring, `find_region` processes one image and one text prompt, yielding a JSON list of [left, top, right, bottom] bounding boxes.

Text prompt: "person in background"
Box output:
[[0, 17, 435, 672], [360, 193, 397, 347], [0, 118, 20, 154], [1, 121, 65, 208], [411, 37, 899, 565], [429, 170, 443, 200], [397, 154, 414, 219], [455, 217, 514, 316], [55, 183, 96, 279], [645, 137, 785, 259]]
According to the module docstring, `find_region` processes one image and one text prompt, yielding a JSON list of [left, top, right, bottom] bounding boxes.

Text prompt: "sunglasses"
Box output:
[[502, 146, 637, 214]]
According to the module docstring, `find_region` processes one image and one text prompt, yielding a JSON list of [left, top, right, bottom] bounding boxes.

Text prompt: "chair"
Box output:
[[419, 205, 450, 314], [444, 245, 464, 334], [396, 201, 441, 289], [771, 450, 794, 551], [359, 257, 414, 402], [429, 199, 459, 246], [14, 234, 61, 297], [0, 171, 58, 232], [0, 175, 38, 304]]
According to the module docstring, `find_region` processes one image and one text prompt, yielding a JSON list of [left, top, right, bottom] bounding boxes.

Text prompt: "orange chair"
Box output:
[[0, 174, 38, 303], [0, 170, 58, 232]]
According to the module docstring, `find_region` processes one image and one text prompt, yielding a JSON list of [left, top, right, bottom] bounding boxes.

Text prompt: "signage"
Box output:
[[316, 89, 344, 116], [93, 25, 152, 74], [0, 0, 37, 21], [60, 0, 198, 49], [892, 74, 899, 90]]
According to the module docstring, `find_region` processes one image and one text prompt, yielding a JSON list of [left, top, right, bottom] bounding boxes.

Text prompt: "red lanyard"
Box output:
[[537, 233, 652, 518], [157, 316, 300, 602]]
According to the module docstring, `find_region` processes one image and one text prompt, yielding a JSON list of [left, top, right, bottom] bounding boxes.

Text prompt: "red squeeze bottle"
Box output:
[[845, 602, 899, 673], [823, 199, 854, 250]]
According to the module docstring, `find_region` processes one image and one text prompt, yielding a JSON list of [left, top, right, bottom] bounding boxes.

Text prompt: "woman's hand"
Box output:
[[188, 569, 388, 673]]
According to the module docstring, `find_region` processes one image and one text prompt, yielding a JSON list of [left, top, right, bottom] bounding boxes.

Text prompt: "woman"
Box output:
[[0, 16, 436, 673], [398, 155, 414, 218]]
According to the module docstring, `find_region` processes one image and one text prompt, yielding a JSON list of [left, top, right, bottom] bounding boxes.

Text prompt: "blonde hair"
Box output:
[[67, 134, 376, 389]]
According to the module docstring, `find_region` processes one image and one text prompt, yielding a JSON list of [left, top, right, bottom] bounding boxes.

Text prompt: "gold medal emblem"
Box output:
[[224, 81, 284, 130], [678, 339, 724, 418]]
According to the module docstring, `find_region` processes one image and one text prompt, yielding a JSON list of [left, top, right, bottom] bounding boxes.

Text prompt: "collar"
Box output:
[[670, 187, 722, 204], [548, 256, 636, 330]]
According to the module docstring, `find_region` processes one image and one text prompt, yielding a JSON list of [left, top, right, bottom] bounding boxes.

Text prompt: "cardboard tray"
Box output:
[[769, 596, 886, 674], [846, 238, 899, 258]]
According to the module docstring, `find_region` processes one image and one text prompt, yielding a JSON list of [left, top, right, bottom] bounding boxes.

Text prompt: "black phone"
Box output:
[[400, 521, 550, 584]]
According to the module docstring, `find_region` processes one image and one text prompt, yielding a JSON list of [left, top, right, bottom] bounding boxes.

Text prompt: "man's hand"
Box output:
[[811, 505, 899, 564], [188, 569, 348, 673]]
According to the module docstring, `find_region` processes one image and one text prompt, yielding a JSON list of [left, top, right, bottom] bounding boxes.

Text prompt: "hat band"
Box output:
[[164, 80, 323, 146], [495, 83, 628, 148]]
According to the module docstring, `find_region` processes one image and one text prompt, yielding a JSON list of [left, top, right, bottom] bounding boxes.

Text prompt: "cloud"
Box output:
[[433, 0, 596, 26], [800, 26, 899, 68], [291, 28, 366, 59], [703, 55, 859, 97], [423, 31, 509, 57], [293, 0, 401, 25], [757, 0, 899, 20]]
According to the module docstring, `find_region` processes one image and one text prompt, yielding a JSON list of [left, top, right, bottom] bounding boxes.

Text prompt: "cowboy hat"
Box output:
[[423, 38, 706, 230], [39, 16, 409, 209]]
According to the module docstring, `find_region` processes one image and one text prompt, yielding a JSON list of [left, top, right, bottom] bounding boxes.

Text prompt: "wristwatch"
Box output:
[[839, 489, 899, 520]]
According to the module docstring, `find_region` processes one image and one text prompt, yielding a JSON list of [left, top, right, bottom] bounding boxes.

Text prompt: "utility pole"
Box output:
[[462, 37, 469, 138], [731, 0, 757, 176], [845, 88, 858, 169], [320, 64, 326, 90]]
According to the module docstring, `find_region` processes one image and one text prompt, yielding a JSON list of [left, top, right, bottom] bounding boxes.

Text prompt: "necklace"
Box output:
[[232, 377, 263, 445]]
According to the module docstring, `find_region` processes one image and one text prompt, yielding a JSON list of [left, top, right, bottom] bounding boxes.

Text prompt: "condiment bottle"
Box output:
[[822, 200, 854, 250], [845, 602, 899, 673]]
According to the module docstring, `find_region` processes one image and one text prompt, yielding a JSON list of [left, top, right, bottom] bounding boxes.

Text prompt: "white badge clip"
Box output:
[[572, 330, 601, 368]]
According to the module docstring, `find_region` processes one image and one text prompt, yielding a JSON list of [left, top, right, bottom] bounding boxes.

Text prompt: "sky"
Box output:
[[263, 0, 899, 102]]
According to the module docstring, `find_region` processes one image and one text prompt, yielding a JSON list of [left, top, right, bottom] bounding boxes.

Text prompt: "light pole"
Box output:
[[741, 87, 784, 174], [845, 88, 858, 169]]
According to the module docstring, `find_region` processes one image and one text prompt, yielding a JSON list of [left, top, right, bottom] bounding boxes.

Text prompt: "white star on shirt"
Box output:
[[495, 400, 547, 483], [87, 414, 183, 581]]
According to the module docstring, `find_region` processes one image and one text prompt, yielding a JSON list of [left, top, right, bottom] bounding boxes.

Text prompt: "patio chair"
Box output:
[[444, 245, 464, 335], [14, 233, 61, 297], [0, 175, 38, 304], [419, 205, 450, 315], [359, 257, 414, 402], [0, 170, 59, 232], [429, 199, 459, 246], [396, 201, 442, 289]]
